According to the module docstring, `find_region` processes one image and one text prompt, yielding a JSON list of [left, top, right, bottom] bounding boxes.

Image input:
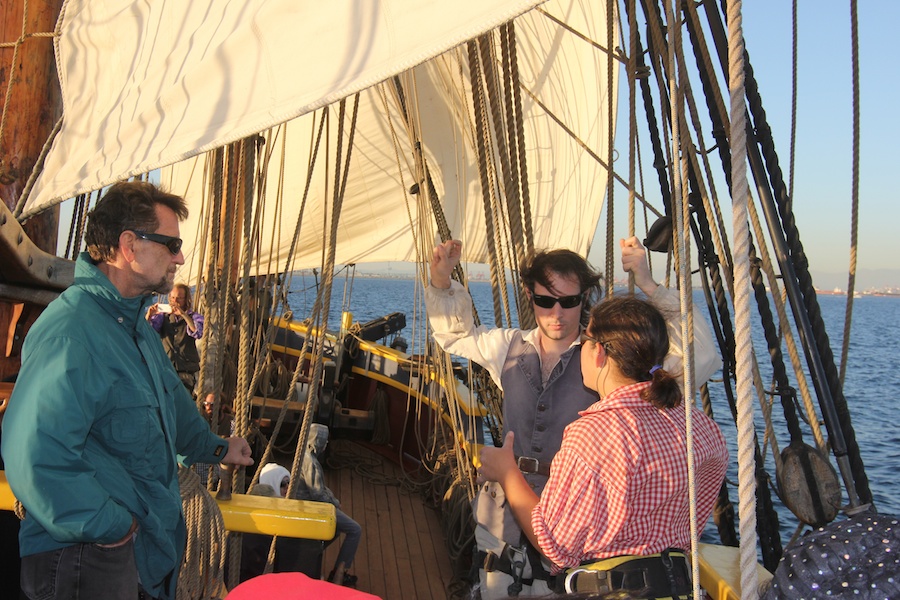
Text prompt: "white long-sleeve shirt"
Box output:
[[425, 281, 722, 391]]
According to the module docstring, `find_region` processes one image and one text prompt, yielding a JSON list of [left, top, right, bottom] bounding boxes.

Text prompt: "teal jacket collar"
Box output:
[[74, 251, 154, 328]]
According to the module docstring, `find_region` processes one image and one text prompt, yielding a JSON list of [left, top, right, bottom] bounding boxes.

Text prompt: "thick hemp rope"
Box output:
[[726, 1, 762, 597], [661, 2, 702, 596], [177, 465, 227, 600]]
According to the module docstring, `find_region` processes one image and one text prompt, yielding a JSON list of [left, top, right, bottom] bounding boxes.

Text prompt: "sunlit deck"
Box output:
[[319, 439, 461, 600]]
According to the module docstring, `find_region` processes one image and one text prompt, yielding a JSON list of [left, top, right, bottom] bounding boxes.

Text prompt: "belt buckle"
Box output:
[[564, 568, 587, 593], [517, 456, 539, 474], [565, 567, 612, 594]]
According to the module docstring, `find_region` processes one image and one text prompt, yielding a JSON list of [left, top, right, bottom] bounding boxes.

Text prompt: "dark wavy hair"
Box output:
[[587, 296, 681, 409], [170, 282, 193, 310], [84, 181, 188, 262], [520, 249, 603, 327]]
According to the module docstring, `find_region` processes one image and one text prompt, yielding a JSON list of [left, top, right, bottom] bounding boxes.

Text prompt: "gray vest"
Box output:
[[500, 331, 597, 492], [474, 331, 597, 548]]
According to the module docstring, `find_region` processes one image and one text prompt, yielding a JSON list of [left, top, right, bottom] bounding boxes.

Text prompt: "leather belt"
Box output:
[[516, 455, 551, 477]]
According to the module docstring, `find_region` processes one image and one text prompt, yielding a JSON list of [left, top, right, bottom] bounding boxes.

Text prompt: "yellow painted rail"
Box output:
[[269, 316, 488, 419], [0, 471, 336, 541], [0, 471, 15, 513], [697, 542, 773, 600]]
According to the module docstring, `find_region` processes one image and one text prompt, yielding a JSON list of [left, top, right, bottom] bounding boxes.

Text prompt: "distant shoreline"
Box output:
[[348, 272, 900, 296], [295, 270, 900, 296]]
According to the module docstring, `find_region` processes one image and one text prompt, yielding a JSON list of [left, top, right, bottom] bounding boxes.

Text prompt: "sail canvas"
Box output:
[[22, 0, 546, 217]]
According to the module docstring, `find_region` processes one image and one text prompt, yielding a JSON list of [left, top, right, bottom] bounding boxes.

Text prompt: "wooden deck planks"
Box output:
[[321, 440, 455, 599], [397, 487, 439, 599]]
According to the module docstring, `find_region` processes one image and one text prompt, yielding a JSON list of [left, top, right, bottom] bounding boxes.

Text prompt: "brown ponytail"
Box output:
[[586, 296, 682, 409], [643, 365, 682, 409]]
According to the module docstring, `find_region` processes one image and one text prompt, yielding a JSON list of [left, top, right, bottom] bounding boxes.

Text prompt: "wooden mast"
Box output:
[[0, 0, 65, 380]]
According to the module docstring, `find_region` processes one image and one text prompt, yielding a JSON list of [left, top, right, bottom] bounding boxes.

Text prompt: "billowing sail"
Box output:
[[21, 0, 545, 215], [24, 0, 617, 273]]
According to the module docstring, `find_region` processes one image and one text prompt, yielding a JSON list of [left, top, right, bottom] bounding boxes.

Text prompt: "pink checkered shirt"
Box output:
[[531, 381, 728, 571]]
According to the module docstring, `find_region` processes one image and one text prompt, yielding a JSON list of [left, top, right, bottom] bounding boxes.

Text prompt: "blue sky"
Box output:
[[742, 0, 899, 275], [590, 0, 899, 283]]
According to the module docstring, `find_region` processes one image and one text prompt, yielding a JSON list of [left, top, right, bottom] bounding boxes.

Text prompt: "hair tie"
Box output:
[[649, 364, 662, 376]]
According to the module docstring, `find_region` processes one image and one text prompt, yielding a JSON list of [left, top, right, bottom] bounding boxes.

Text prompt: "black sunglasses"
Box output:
[[131, 230, 183, 255], [532, 293, 583, 309]]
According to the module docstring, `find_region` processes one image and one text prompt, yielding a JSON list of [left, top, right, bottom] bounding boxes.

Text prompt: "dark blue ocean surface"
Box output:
[[285, 275, 900, 541]]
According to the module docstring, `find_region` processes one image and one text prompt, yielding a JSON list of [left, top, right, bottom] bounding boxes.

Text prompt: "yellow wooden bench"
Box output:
[[698, 542, 773, 599], [215, 493, 335, 540], [0, 471, 335, 541]]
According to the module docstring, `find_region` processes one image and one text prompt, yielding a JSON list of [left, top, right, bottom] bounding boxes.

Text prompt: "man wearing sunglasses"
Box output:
[[425, 237, 721, 598], [3, 181, 254, 600]]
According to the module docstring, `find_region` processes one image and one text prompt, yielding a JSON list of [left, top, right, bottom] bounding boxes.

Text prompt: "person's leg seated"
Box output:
[[330, 509, 361, 587]]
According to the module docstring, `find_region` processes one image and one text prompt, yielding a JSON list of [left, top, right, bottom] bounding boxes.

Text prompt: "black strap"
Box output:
[[524, 540, 553, 582], [660, 549, 690, 600], [474, 547, 536, 588]]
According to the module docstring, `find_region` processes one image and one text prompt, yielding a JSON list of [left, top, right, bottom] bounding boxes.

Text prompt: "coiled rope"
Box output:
[[177, 466, 227, 600]]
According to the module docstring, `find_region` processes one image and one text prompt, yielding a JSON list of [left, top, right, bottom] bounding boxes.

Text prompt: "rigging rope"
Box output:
[[735, 9, 872, 509], [681, 0, 788, 567], [13, 115, 62, 218], [225, 139, 255, 590], [467, 37, 506, 330], [661, 3, 703, 596], [788, 0, 798, 205], [604, 0, 615, 298], [627, 0, 638, 296], [497, 22, 528, 277], [506, 22, 535, 255], [839, 0, 860, 387], [747, 201, 826, 453], [725, 2, 761, 597]]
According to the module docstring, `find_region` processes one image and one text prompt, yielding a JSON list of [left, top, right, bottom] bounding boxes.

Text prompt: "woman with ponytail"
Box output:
[[478, 296, 728, 597]]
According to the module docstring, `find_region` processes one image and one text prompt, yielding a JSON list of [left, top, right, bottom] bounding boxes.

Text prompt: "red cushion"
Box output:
[[227, 572, 380, 599]]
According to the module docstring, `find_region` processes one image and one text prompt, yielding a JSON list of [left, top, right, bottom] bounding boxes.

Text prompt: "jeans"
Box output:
[[20, 539, 140, 600], [334, 509, 361, 568]]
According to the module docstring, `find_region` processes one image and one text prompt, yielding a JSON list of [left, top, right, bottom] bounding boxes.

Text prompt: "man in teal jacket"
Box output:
[[1, 181, 254, 600]]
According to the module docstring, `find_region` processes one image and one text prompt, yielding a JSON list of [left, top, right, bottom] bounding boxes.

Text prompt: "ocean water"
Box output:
[[284, 275, 900, 537]]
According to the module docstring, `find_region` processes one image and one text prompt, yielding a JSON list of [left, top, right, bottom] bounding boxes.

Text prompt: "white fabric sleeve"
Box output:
[[424, 280, 517, 389], [648, 286, 722, 389]]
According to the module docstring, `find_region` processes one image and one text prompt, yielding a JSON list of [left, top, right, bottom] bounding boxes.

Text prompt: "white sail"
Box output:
[[22, 0, 547, 217], [20, 0, 617, 273], [162, 0, 618, 274]]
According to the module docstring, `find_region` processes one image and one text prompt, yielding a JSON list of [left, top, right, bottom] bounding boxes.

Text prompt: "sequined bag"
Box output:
[[762, 511, 900, 599]]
